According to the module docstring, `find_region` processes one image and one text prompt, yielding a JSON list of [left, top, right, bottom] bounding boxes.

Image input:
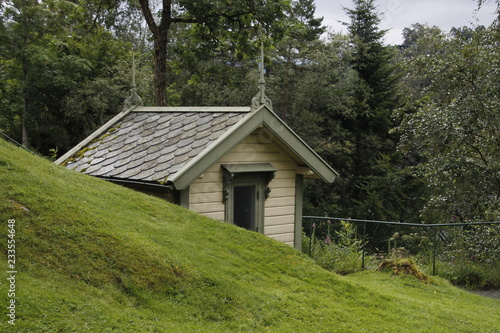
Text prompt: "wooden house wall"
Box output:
[[188, 128, 297, 247]]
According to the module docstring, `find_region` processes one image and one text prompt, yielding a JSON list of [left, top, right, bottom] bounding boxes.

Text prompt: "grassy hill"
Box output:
[[0, 138, 499, 332]]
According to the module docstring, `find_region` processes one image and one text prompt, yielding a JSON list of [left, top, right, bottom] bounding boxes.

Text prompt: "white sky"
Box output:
[[314, 0, 498, 45]]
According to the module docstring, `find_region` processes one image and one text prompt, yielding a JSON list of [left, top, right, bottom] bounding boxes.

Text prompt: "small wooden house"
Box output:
[[56, 59, 337, 249]]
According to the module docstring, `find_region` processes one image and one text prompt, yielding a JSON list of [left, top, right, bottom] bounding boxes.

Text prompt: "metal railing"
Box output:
[[303, 216, 500, 279], [0, 131, 36, 154]]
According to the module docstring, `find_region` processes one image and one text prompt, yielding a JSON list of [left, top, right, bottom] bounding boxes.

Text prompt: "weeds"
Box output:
[[305, 220, 371, 274]]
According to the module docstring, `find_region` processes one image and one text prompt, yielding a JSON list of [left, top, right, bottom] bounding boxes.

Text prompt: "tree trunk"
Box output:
[[138, 0, 172, 106], [153, 33, 169, 106], [21, 56, 28, 147], [21, 99, 28, 147]]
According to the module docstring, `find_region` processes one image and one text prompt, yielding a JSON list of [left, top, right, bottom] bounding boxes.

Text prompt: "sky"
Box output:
[[314, 0, 498, 45]]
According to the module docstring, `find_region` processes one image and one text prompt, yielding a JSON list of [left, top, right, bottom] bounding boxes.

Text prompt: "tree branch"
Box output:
[[171, 16, 200, 24], [138, 0, 159, 35], [171, 10, 254, 25]]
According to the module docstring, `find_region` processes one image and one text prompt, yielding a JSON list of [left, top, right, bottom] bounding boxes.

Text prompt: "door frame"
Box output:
[[225, 174, 265, 233], [222, 163, 276, 234]]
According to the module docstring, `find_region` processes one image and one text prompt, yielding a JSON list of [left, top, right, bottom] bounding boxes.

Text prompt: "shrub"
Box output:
[[437, 224, 500, 289], [436, 261, 500, 290]]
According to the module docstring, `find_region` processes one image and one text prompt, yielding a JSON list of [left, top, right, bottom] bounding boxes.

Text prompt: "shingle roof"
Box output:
[[61, 107, 249, 183], [57, 104, 338, 190]]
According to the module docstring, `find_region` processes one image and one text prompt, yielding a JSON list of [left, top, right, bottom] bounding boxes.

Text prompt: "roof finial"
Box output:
[[123, 53, 143, 111], [132, 53, 137, 88], [251, 42, 272, 111]]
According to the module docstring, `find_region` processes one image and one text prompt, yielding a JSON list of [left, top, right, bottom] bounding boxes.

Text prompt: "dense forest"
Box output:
[[1, 0, 499, 223]]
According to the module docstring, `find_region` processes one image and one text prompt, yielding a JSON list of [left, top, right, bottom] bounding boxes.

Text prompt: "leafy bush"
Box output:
[[445, 224, 499, 263], [433, 260, 500, 290], [435, 224, 500, 289], [387, 231, 431, 257], [303, 218, 500, 289]]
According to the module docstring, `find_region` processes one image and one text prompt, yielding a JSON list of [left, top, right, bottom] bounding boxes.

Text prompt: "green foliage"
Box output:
[[399, 23, 500, 221], [163, 0, 328, 112], [303, 0, 423, 222], [436, 261, 500, 290], [443, 224, 500, 264], [178, 0, 290, 57], [166, 26, 258, 107], [431, 224, 500, 289], [304, 218, 500, 289], [137, 0, 292, 105], [0, 0, 133, 155], [387, 231, 431, 258]]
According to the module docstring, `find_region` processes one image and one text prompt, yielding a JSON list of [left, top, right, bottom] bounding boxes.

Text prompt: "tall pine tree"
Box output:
[[305, 0, 423, 221]]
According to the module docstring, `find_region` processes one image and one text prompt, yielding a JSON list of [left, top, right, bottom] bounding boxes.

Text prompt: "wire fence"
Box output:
[[303, 216, 500, 288]]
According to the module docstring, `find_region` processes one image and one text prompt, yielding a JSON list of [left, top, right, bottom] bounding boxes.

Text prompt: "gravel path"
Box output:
[[469, 290, 500, 300]]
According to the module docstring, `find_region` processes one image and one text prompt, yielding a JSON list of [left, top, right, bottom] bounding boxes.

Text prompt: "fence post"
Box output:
[[309, 231, 312, 256], [309, 220, 315, 256], [432, 226, 437, 275], [308, 219, 312, 256], [362, 221, 367, 270]]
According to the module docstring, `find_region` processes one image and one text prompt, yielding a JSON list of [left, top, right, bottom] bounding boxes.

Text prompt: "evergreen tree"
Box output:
[[305, 0, 423, 222], [268, 0, 327, 129]]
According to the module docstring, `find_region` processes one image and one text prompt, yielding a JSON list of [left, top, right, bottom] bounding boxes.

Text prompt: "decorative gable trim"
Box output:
[[170, 108, 263, 189], [170, 105, 338, 190]]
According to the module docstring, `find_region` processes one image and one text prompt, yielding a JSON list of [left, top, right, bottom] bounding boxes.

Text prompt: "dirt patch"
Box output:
[[377, 259, 431, 283]]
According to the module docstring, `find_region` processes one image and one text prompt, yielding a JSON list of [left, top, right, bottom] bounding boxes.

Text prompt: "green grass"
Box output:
[[0, 138, 499, 332]]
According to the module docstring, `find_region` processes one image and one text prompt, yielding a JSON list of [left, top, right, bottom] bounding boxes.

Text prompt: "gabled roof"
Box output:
[[56, 104, 338, 190]]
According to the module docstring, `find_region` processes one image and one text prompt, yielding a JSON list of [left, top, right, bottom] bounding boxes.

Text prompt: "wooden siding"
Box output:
[[189, 128, 297, 247]]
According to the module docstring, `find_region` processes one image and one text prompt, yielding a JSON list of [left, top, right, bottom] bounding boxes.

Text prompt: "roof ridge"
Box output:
[[132, 106, 251, 113]]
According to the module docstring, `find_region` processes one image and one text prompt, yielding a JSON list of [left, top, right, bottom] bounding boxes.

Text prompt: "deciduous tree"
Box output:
[[0, 0, 133, 153], [136, 0, 290, 106], [399, 24, 500, 221]]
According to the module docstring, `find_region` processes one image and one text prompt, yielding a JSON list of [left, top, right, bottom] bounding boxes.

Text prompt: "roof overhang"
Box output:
[[222, 163, 278, 175], [94, 176, 174, 190]]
